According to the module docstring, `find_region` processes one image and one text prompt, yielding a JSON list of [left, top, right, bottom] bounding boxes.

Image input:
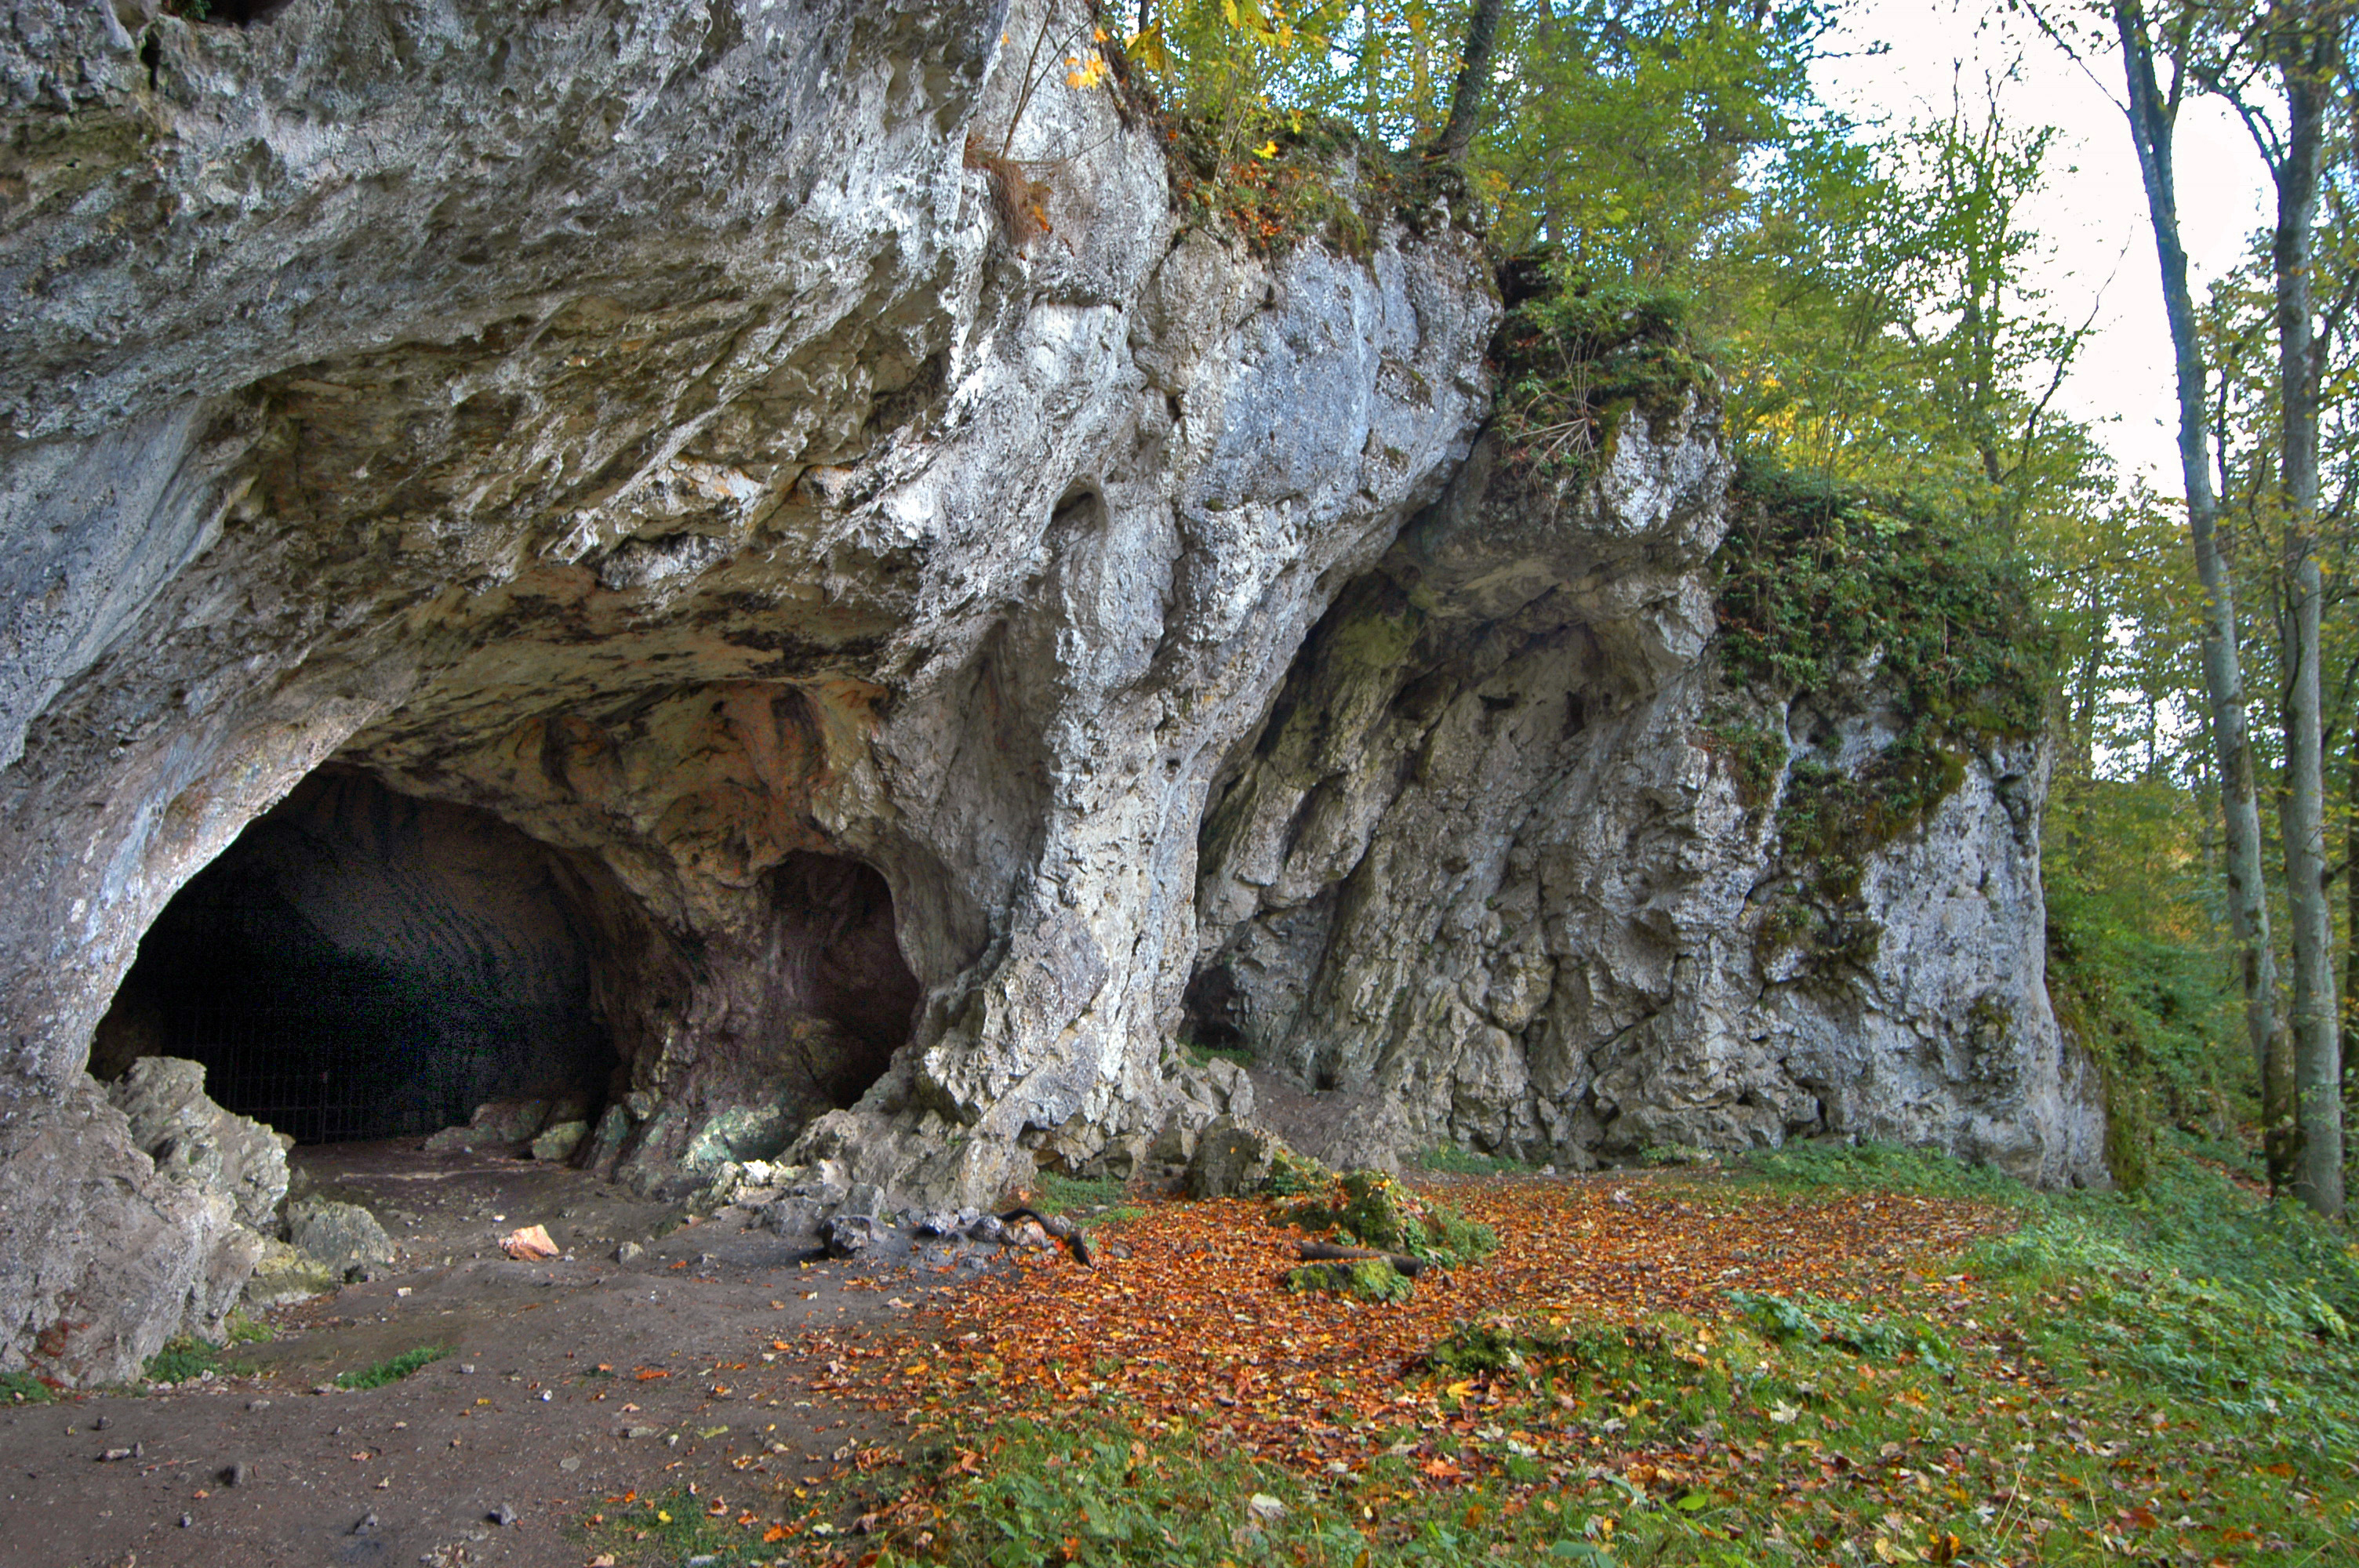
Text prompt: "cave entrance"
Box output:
[[95, 768, 621, 1145], [761, 851, 921, 1112]]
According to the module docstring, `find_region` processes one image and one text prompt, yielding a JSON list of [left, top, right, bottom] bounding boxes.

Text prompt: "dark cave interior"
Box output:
[[93, 768, 620, 1143]]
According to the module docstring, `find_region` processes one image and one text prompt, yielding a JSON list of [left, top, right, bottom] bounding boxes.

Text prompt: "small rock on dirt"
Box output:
[[966, 1214, 1005, 1243], [219, 1461, 246, 1486], [820, 1214, 874, 1258], [529, 1120, 589, 1162], [499, 1224, 558, 1261], [489, 1504, 518, 1526], [613, 1241, 643, 1262]]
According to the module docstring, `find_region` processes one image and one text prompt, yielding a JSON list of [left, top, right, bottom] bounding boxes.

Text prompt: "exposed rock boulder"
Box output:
[[1185, 1116, 1285, 1199], [242, 1238, 339, 1310], [106, 1056, 290, 1232], [0, 1080, 257, 1385], [285, 1196, 398, 1280], [530, 1120, 591, 1163], [1190, 419, 2106, 1187]]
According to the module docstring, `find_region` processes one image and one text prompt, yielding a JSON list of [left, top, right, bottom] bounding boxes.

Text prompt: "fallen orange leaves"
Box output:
[[793, 1174, 2000, 1479]]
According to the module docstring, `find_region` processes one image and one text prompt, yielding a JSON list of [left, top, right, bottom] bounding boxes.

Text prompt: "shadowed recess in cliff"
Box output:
[[91, 768, 623, 1143], [759, 851, 921, 1109]]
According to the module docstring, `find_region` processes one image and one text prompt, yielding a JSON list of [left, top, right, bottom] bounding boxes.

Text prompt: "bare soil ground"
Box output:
[[0, 1141, 987, 1568]]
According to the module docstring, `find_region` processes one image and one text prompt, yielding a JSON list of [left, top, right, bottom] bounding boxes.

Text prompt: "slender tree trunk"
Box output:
[[2345, 742, 2359, 1147], [1432, 0, 1506, 163], [2110, 2, 2292, 1182], [2270, 5, 2339, 1218]]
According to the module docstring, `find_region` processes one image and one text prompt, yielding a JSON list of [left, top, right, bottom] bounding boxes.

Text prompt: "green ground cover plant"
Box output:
[[335, 1344, 452, 1391]]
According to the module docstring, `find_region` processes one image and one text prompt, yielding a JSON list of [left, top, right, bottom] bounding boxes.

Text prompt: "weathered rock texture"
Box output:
[[1190, 426, 2106, 1186], [0, 0, 2099, 1381]]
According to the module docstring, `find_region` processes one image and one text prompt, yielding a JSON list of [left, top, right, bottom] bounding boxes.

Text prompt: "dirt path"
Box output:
[[0, 1142, 973, 1568]]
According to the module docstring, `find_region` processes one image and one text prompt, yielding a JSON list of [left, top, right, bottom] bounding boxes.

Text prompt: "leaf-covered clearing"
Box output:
[[583, 1147, 2359, 1566]]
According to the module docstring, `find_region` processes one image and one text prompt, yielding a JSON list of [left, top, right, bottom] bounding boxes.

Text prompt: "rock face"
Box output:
[[107, 1056, 290, 1232], [0, 1063, 274, 1386], [1190, 424, 2107, 1186], [0, 0, 2100, 1379]]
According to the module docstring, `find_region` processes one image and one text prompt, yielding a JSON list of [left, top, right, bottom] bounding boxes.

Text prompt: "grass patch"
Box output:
[[1181, 1040, 1256, 1070], [1415, 1145, 1535, 1177], [141, 1337, 219, 1385], [1740, 1138, 2040, 1203], [0, 1370, 56, 1405], [335, 1344, 450, 1391], [1030, 1171, 1143, 1225], [224, 1308, 273, 1345]]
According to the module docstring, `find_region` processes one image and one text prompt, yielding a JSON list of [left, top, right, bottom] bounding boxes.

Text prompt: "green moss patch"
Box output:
[[1279, 1169, 1499, 1269], [1285, 1257, 1415, 1303], [1715, 459, 2052, 968]]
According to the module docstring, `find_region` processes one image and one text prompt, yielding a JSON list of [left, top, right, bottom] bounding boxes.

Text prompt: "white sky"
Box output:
[[1816, 0, 2274, 493]]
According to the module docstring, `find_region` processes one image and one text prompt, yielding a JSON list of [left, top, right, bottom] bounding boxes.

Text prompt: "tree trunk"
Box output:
[[1432, 0, 1506, 163], [2269, 4, 2339, 1218], [2345, 742, 2358, 1152], [2110, 2, 2292, 1182]]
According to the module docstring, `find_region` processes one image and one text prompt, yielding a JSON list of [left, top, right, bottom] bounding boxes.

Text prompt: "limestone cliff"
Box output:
[[1190, 420, 2106, 1187], [0, 0, 2099, 1385]]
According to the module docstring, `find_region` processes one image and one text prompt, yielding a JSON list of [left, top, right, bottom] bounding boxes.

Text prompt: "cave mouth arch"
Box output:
[[94, 767, 624, 1145]]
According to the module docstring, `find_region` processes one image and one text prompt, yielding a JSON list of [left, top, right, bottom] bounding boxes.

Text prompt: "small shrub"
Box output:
[[1415, 1145, 1532, 1177], [1267, 1146, 1334, 1196], [336, 1345, 450, 1391], [1726, 1290, 1954, 1373], [1279, 1170, 1498, 1268], [224, 1309, 272, 1345], [1494, 279, 1713, 482], [143, 1338, 218, 1385]]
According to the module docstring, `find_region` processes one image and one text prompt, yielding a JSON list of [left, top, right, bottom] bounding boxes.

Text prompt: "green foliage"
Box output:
[[335, 1344, 451, 1391], [1726, 1290, 1954, 1373], [1280, 1169, 1498, 1267], [1413, 1144, 1531, 1177], [1696, 710, 1784, 809], [2043, 771, 2247, 1178], [1492, 278, 1714, 481], [1166, 111, 1403, 257], [0, 1371, 55, 1405], [1714, 459, 2052, 967], [1180, 1039, 1256, 1070], [223, 1308, 273, 1345], [1740, 1138, 2036, 1205], [1970, 1149, 2359, 1457], [141, 1337, 219, 1385], [1285, 1257, 1415, 1303], [1474, 1, 1829, 276], [1718, 461, 2051, 736], [1267, 1145, 1335, 1196], [1032, 1170, 1130, 1216]]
